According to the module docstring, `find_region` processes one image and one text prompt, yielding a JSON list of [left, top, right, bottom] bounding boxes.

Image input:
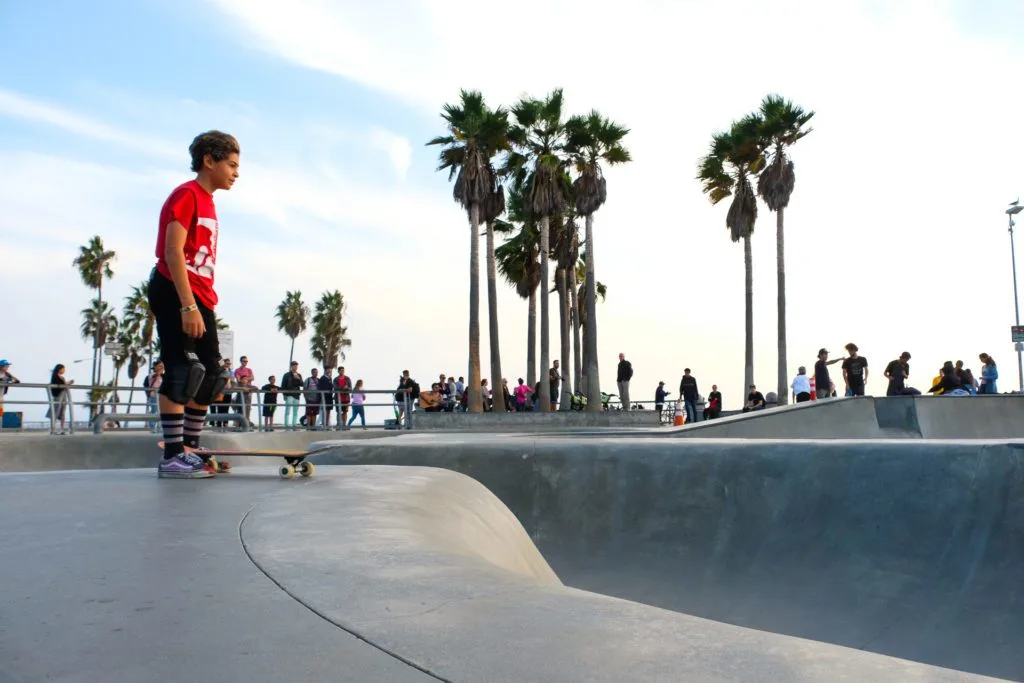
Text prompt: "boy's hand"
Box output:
[[182, 309, 206, 338]]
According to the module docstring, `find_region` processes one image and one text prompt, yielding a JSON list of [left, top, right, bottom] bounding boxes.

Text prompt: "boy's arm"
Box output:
[[164, 219, 205, 338]]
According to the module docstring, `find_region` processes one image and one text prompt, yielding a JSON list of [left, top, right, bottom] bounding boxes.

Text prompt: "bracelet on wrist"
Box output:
[[180, 304, 198, 314]]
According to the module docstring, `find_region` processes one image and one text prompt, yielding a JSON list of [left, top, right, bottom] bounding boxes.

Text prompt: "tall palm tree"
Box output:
[[551, 207, 579, 410], [427, 89, 510, 413], [756, 95, 814, 405], [565, 110, 631, 411], [122, 281, 155, 366], [310, 290, 352, 370], [215, 316, 230, 331], [80, 299, 117, 419], [109, 329, 137, 414], [495, 191, 541, 388], [483, 182, 507, 409], [575, 254, 607, 396], [72, 236, 116, 388], [697, 115, 766, 395], [506, 89, 570, 412], [276, 290, 311, 367]]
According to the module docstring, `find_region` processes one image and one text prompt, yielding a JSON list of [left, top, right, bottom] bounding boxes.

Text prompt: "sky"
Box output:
[[2, 0, 1024, 422]]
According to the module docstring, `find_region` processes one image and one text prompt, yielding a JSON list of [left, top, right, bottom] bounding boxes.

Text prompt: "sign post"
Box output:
[[219, 329, 235, 365], [103, 342, 124, 357]]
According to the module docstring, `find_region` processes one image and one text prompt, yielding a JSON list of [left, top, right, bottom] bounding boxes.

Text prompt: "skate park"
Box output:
[[1, 395, 1022, 682]]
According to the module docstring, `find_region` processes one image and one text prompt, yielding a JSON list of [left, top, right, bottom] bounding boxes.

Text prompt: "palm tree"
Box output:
[[215, 316, 230, 331], [122, 282, 155, 366], [565, 110, 631, 411], [109, 329, 136, 414], [575, 254, 607, 397], [72, 236, 116, 388], [550, 207, 579, 410], [427, 89, 510, 413], [483, 182, 507, 409], [276, 290, 311, 366], [310, 290, 351, 370], [756, 95, 814, 405], [506, 89, 570, 412], [495, 190, 541, 389], [697, 115, 766, 395], [80, 299, 117, 419]]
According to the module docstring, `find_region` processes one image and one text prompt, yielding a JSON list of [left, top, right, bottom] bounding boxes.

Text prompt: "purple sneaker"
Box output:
[[158, 452, 215, 479]]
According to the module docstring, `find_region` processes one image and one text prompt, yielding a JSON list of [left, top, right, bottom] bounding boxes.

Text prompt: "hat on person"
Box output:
[[0, 359, 9, 367], [818, 348, 829, 356]]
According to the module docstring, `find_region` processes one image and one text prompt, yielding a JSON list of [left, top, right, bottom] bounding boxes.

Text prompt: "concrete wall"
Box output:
[[412, 409, 660, 430]]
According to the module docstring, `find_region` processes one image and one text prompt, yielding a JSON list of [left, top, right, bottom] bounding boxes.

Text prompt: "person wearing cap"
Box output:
[[0, 360, 20, 422], [791, 366, 812, 403], [814, 348, 845, 400], [654, 381, 670, 420], [280, 361, 303, 429]]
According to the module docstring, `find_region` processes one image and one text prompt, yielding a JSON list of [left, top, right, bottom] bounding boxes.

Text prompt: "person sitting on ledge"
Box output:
[[419, 383, 444, 412]]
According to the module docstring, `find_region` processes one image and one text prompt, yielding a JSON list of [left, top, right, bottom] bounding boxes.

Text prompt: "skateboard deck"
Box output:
[[156, 441, 331, 479]]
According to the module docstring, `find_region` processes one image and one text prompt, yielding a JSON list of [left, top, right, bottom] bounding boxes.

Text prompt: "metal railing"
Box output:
[[0, 382, 416, 435]]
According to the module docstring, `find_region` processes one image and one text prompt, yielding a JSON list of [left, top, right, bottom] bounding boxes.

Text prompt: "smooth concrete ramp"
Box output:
[[669, 395, 1024, 439], [1, 464, 1002, 682], [311, 435, 1024, 680]]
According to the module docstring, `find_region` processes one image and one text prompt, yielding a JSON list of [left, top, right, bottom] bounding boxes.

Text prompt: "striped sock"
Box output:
[[161, 413, 185, 459], [183, 406, 207, 449]]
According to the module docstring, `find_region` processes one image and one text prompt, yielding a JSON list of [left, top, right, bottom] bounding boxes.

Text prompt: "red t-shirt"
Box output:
[[155, 180, 220, 309]]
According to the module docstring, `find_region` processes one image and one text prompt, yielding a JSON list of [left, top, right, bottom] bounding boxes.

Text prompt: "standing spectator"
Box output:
[[280, 361, 303, 429], [514, 378, 532, 412], [145, 360, 165, 432], [455, 376, 465, 401], [447, 376, 458, 407], [335, 366, 353, 428], [318, 368, 335, 429], [303, 368, 321, 429], [978, 353, 998, 394], [617, 352, 633, 411], [791, 366, 812, 403], [0, 360, 20, 423], [814, 348, 844, 399], [549, 361, 562, 411], [49, 363, 73, 434], [654, 381, 670, 420], [841, 343, 869, 396], [261, 375, 279, 430], [234, 355, 255, 422], [347, 379, 367, 429], [705, 385, 722, 419], [679, 368, 699, 423], [395, 370, 418, 425]]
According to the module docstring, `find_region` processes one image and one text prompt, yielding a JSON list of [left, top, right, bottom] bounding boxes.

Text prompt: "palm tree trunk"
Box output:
[[744, 233, 754, 397], [570, 267, 581, 395], [776, 206, 787, 405], [289, 336, 296, 366], [538, 215, 551, 412], [584, 213, 601, 412], [468, 203, 483, 412], [126, 376, 136, 415], [527, 288, 537, 389], [486, 221, 503, 411], [557, 268, 571, 411]]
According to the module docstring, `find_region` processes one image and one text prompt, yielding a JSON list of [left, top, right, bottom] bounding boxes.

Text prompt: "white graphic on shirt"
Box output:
[[186, 217, 218, 280]]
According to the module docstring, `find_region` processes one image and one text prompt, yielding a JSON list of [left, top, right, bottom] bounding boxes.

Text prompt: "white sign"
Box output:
[[103, 343, 124, 357], [219, 329, 234, 365]]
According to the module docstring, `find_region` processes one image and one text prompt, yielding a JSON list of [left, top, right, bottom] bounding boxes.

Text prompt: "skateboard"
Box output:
[[156, 442, 329, 479]]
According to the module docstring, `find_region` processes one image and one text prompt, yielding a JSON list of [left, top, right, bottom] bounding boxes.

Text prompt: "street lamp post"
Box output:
[[1008, 200, 1024, 393]]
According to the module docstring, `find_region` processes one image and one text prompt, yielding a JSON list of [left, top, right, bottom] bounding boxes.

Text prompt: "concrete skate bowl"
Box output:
[[667, 395, 1024, 439], [312, 437, 1024, 680]]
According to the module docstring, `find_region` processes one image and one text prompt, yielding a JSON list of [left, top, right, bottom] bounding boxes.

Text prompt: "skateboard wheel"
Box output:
[[279, 464, 296, 479], [298, 462, 315, 478]]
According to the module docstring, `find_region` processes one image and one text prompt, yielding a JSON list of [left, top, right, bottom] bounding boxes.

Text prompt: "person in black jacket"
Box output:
[[317, 368, 336, 429], [928, 361, 970, 396], [679, 368, 699, 423], [280, 361, 303, 429], [617, 353, 633, 411]]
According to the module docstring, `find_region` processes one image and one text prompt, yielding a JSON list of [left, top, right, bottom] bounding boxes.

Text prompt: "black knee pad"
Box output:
[[161, 353, 206, 405], [193, 364, 231, 406]]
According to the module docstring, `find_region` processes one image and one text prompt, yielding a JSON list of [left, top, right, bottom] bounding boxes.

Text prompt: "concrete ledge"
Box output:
[[413, 409, 660, 430], [0, 429, 398, 472]]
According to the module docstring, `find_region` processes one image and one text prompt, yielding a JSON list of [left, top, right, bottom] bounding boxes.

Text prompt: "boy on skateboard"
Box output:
[[149, 130, 240, 478]]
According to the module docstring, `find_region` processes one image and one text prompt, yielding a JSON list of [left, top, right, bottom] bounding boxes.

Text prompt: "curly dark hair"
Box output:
[[188, 131, 240, 172]]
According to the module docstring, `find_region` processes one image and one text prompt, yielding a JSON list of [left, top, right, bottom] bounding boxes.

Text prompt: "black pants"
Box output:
[[148, 268, 221, 382]]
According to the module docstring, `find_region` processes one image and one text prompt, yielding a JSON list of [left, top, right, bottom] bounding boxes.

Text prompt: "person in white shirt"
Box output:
[[791, 366, 812, 403]]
